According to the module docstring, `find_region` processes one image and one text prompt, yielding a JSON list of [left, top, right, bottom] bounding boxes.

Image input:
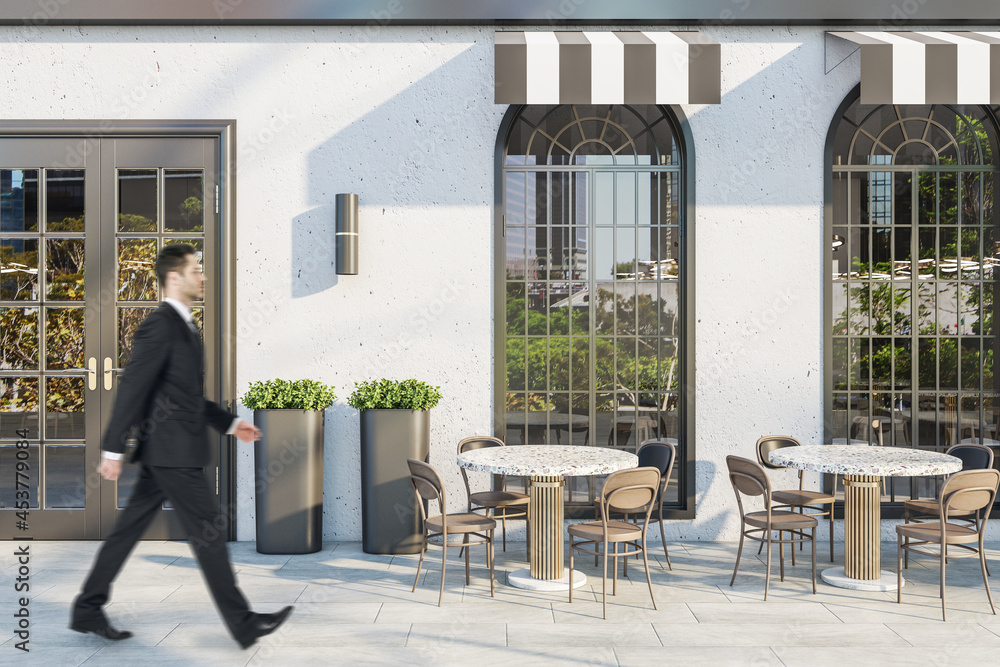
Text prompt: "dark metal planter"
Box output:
[[360, 409, 430, 554], [254, 409, 324, 554]]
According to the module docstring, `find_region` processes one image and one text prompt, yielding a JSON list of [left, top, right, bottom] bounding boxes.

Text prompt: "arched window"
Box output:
[[827, 90, 1000, 502], [497, 104, 693, 518]]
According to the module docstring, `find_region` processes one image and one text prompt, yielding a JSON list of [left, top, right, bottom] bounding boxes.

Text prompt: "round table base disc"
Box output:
[[507, 567, 588, 591], [821, 566, 901, 591]]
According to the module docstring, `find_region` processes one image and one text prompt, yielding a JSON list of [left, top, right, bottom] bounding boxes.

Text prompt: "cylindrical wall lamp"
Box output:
[[336, 193, 359, 275]]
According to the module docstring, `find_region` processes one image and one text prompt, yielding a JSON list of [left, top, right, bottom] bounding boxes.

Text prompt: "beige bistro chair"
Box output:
[[407, 458, 496, 606], [457, 436, 530, 558], [727, 455, 817, 601], [568, 466, 661, 619], [756, 436, 835, 563], [896, 468, 1000, 621]]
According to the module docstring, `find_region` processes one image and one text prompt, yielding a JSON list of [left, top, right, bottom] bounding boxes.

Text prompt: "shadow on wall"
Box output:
[[291, 203, 339, 297]]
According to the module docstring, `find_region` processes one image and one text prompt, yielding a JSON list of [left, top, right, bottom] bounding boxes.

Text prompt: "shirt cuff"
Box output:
[[102, 451, 125, 461], [226, 418, 241, 435]]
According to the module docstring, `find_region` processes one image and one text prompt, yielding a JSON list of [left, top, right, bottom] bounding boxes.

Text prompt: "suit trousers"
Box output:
[[74, 465, 254, 642]]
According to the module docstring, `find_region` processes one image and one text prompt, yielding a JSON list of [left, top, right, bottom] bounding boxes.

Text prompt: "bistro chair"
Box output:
[[902, 443, 994, 573], [756, 436, 835, 563], [850, 416, 884, 446], [407, 458, 496, 607], [896, 468, 1000, 621], [727, 455, 817, 601], [568, 466, 660, 619], [594, 439, 676, 570], [457, 436, 530, 558]]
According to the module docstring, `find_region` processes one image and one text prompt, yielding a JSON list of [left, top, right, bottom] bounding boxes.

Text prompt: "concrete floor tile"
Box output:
[[551, 601, 696, 624], [615, 646, 783, 666], [0, 646, 102, 666], [772, 646, 1000, 667], [652, 621, 907, 647], [507, 622, 661, 647], [376, 601, 552, 624], [687, 601, 842, 624], [84, 645, 257, 665], [406, 622, 507, 648], [886, 621, 1000, 647], [1, 622, 179, 648]]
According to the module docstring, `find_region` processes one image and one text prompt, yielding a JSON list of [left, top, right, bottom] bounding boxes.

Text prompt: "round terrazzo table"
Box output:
[[457, 445, 638, 591], [769, 445, 961, 591]]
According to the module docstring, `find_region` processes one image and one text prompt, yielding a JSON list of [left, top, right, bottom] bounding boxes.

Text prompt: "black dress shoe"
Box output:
[[238, 606, 293, 649], [70, 620, 133, 641]]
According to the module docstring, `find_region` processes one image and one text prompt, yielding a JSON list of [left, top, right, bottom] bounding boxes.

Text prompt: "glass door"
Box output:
[[100, 138, 218, 538], [0, 136, 220, 539]]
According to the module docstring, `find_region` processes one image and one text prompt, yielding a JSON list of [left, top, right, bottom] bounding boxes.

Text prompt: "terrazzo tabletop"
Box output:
[[457, 445, 638, 477], [769, 445, 962, 477]]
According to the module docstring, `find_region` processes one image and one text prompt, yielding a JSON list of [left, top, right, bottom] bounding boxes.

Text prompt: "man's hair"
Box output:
[[155, 243, 196, 287]]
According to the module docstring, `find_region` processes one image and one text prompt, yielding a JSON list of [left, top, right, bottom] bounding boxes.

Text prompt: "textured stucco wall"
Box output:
[[1, 24, 989, 542]]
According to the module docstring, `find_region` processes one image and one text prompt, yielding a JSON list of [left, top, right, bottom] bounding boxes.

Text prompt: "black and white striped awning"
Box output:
[[495, 31, 721, 105], [830, 31, 1000, 104]]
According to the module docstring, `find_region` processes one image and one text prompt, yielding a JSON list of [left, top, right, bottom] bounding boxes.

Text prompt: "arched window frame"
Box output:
[[824, 85, 1000, 510], [494, 104, 697, 519]]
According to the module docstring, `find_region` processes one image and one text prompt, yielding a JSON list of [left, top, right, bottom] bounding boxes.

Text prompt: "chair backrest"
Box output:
[[407, 458, 445, 520], [945, 443, 995, 471], [940, 468, 1000, 515], [755, 435, 800, 471], [727, 455, 771, 517], [600, 467, 660, 517], [457, 436, 505, 504], [850, 416, 883, 446], [636, 440, 676, 498]]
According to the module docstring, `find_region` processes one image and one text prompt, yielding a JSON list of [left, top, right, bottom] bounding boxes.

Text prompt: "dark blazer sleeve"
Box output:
[[204, 399, 236, 433], [101, 314, 171, 455]]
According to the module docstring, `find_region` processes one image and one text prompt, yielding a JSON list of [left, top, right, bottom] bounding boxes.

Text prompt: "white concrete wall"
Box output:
[[1, 23, 987, 542]]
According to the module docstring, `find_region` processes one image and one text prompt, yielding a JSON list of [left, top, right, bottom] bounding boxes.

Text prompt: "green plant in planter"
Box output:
[[241, 379, 337, 411], [347, 379, 442, 411]]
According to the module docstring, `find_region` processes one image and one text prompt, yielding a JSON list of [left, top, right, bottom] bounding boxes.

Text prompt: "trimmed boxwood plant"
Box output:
[[347, 379, 442, 411], [241, 379, 337, 411]]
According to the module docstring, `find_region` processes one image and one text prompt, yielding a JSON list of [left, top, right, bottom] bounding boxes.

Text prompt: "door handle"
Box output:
[[49, 357, 99, 390], [103, 357, 125, 390]]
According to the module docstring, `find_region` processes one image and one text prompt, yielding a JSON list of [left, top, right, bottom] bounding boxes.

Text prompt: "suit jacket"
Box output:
[[101, 303, 234, 468]]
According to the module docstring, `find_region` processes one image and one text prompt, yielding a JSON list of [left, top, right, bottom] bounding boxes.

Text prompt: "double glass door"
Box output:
[[0, 136, 219, 539]]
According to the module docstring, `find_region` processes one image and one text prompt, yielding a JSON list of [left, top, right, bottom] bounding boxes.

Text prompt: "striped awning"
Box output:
[[495, 31, 721, 105], [830, 31, 1000, 104]]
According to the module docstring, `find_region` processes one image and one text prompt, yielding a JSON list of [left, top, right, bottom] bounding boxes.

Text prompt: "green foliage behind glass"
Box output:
[[347, 379, 442, 411], [242, 379, 337, 411]]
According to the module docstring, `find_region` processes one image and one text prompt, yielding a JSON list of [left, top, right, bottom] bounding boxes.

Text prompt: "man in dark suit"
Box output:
[[71, 244, 292, 649]]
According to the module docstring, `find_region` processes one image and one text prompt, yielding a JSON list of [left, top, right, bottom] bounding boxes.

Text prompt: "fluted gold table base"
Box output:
[[820, 474, 899, 591], [529, 475, 565, 580]]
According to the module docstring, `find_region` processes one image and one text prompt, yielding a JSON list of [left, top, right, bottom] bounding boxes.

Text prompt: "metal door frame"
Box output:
[[0, 120, 239, 540]]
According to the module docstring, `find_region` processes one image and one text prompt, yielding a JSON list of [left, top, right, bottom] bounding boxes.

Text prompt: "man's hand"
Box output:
[[234, 420, 262, 443], [99, 457, 123, 481]]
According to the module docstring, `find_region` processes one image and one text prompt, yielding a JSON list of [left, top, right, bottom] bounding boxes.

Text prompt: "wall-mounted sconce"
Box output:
[[832, 234, 845, 249], [336, 193, 358, 275]]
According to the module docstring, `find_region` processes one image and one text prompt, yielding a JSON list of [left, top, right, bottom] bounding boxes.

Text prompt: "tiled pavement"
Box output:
[[3, 539, 1000, 665]]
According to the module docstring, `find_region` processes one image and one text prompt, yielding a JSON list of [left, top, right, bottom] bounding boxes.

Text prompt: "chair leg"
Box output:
[[412, 533, 427, 593], [980, 539, 995, 615], [613, 542, 619, 595], [500, 514, 507, 553], [765, 531, 772, 601], [779, 531, 786, 582], [622, 539, 628, 578], [658, 512, 672, 570], [976, 514, 992, 577], [811, 526, 817, 595], [439, 531, 448, 607], [642, 531, 657, 611], [602, 539, 609, 620], [464, 533, 471, 585], [489, 530, 496, 598], [568, 537, 575, 604], [940, 539, 948, 621], [730, 524, 746, 587], [903, 508, 910, 570], [828, 508, 835, 563], [791, 524, 796, 567], [897, 534, 903, 605]]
